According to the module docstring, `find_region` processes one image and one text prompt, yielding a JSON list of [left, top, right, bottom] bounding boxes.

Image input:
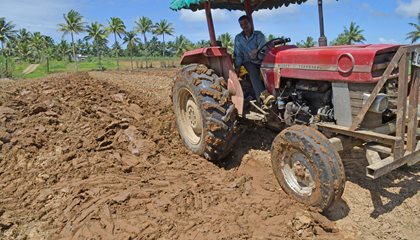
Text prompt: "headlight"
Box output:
[[363, 93, 389, 113]]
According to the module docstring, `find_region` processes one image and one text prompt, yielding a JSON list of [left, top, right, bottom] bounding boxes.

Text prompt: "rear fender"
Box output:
[[180, 47, 244, 115]]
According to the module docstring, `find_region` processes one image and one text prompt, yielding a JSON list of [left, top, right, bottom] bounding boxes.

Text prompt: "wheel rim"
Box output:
[[177, 88, 203, 145], [281, 147, 315, 196]]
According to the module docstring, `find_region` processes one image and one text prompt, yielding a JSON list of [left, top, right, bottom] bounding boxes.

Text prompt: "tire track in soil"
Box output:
[[0, 70, 346, 239]]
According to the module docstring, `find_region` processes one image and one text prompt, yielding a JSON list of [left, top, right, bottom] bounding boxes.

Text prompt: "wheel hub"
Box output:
[[282, 150, 315, 196], [177, 88, 203, 145], [186, 99, 201, 133]]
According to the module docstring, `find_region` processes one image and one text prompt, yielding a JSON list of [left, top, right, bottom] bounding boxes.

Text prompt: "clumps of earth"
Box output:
[[0, 70, 418, 240]]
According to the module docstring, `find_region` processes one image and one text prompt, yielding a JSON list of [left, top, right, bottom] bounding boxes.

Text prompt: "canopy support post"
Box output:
[[317, 0, 327, 46], [204, 1, 217, 47], [244, 0, 254, 29]]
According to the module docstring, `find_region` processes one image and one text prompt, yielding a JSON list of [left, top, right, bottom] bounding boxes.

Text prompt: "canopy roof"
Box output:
[[170, 0, 309, 11]]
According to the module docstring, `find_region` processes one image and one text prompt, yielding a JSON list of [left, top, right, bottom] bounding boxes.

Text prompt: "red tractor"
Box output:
[[170, 0, 420, 210]]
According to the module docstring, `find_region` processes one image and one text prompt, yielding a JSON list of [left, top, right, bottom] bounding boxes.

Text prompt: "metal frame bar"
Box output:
[[407, 68, 420, 152], [244, 0, 254, 29], [393, 51, 410, 159], [204, 1, 217, 47], [366, 141, 420, 179], [317, 123, 398, 146], [317, 0, 327, 46]]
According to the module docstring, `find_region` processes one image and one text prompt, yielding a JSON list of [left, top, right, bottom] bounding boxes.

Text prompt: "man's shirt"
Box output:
[[234, 30, 266, 69]]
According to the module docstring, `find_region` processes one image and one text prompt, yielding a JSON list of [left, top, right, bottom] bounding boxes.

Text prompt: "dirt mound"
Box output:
[[0, 72, 345, 239]]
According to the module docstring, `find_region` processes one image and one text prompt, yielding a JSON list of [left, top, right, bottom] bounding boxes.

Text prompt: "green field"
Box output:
[[11, 57, 179, 79]]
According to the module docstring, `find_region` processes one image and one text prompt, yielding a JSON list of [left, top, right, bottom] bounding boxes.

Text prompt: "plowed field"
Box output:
[[0, 70, 418, 240]]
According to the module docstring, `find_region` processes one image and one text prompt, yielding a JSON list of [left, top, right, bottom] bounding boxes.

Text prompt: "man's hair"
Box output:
[[238, 15, 250, 22]]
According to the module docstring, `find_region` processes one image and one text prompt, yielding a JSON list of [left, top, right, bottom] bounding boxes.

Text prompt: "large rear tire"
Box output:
[[271, 125, 346, 211], [172, 64, 238, 162]]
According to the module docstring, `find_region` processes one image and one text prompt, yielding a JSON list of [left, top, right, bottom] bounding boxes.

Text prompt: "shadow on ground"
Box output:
[[339, 148, 419, 219], [220, 124, 277, 170]]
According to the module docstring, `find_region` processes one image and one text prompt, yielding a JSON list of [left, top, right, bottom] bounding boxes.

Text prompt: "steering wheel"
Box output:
[[257, 37, 291, 60]]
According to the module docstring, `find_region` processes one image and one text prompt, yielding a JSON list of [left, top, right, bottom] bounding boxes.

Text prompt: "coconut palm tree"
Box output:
[[58, 9, 86, 71], [173, 35, 192, 56], [42, 36, 55, 73], [85, 22, 108, 69], [57, 40, 70, 61], [76, 39, 88, 55], [123, 31, 141, 70], [31, 32, 44, 63], [107, 17, 126, 69], [195, 40, 210, 48], [330, 33, 348, 46], [153, 19, 174, 56], [0, 17, 16, 52], [134, 16, 154, 45], [15, 28, 32, 61], [343, 22, 366, 45], [406, 13, 420, 43], [17, 28, 32, 44], [0, 18, 16, 75], [17, 41, 33, 62], [218, 33, 233, 53], [296, 36, 317, 48]]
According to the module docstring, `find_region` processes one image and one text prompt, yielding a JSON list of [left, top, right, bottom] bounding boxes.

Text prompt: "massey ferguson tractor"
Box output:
[[170, 0, 420, 210]]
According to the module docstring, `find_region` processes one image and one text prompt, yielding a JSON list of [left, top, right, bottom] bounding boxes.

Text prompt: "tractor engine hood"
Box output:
[[261, 44, 401, 84]]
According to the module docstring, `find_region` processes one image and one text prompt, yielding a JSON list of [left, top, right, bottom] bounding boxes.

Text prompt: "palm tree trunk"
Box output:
[[143, 33, 147, 45], [46, 57, 49, 73], [96, 43, 100, 69], [114, 33, 119, 70], [162, 33, 165, 57], [71, 32, 78, 71], [130, 48, 133, 70], [1, 42, 5, 74], [99, 50, 102, 70]]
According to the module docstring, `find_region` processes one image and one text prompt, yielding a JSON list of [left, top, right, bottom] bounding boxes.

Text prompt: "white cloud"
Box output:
[[0, 0, 80, 39], [378, 37, 399, 44], [396, 0, 420, 17], [253, 4, 300, 20], [179, 9, 228, 22], [251, 0, 337, 20]]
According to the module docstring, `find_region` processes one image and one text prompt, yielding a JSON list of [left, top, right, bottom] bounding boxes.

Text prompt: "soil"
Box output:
[[0, 69, 418, 240]]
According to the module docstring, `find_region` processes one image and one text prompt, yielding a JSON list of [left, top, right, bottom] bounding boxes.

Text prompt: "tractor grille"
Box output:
[[372, 51, 398, 78]]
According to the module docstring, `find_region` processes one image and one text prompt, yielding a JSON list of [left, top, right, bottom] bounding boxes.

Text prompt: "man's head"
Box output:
[[238, 15, 252, 36]]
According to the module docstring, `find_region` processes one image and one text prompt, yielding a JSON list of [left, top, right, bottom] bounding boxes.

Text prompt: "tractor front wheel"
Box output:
[[271, 125, 346, 211], [172, 64, 238, 162]]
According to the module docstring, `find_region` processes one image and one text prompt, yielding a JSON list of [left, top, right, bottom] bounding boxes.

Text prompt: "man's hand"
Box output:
[[249, 49, 258, 59], [235, 68, 241, 76]]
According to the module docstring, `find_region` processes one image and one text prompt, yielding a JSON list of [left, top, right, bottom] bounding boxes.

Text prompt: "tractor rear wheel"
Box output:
[[172, 64, 238, 162], [271, 125, 345, 211]]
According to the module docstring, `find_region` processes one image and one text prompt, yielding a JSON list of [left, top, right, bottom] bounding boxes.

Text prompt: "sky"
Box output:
[[0, 0, 419, 46]]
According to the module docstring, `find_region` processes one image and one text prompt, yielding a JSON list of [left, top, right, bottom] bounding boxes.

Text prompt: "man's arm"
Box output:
[[233, 35, 243, 73], [256, 31, 266, 49], [249, 31, 266, 59]]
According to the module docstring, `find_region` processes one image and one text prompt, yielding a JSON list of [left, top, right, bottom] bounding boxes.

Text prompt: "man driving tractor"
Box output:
[[234, 15, 267, 104]]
